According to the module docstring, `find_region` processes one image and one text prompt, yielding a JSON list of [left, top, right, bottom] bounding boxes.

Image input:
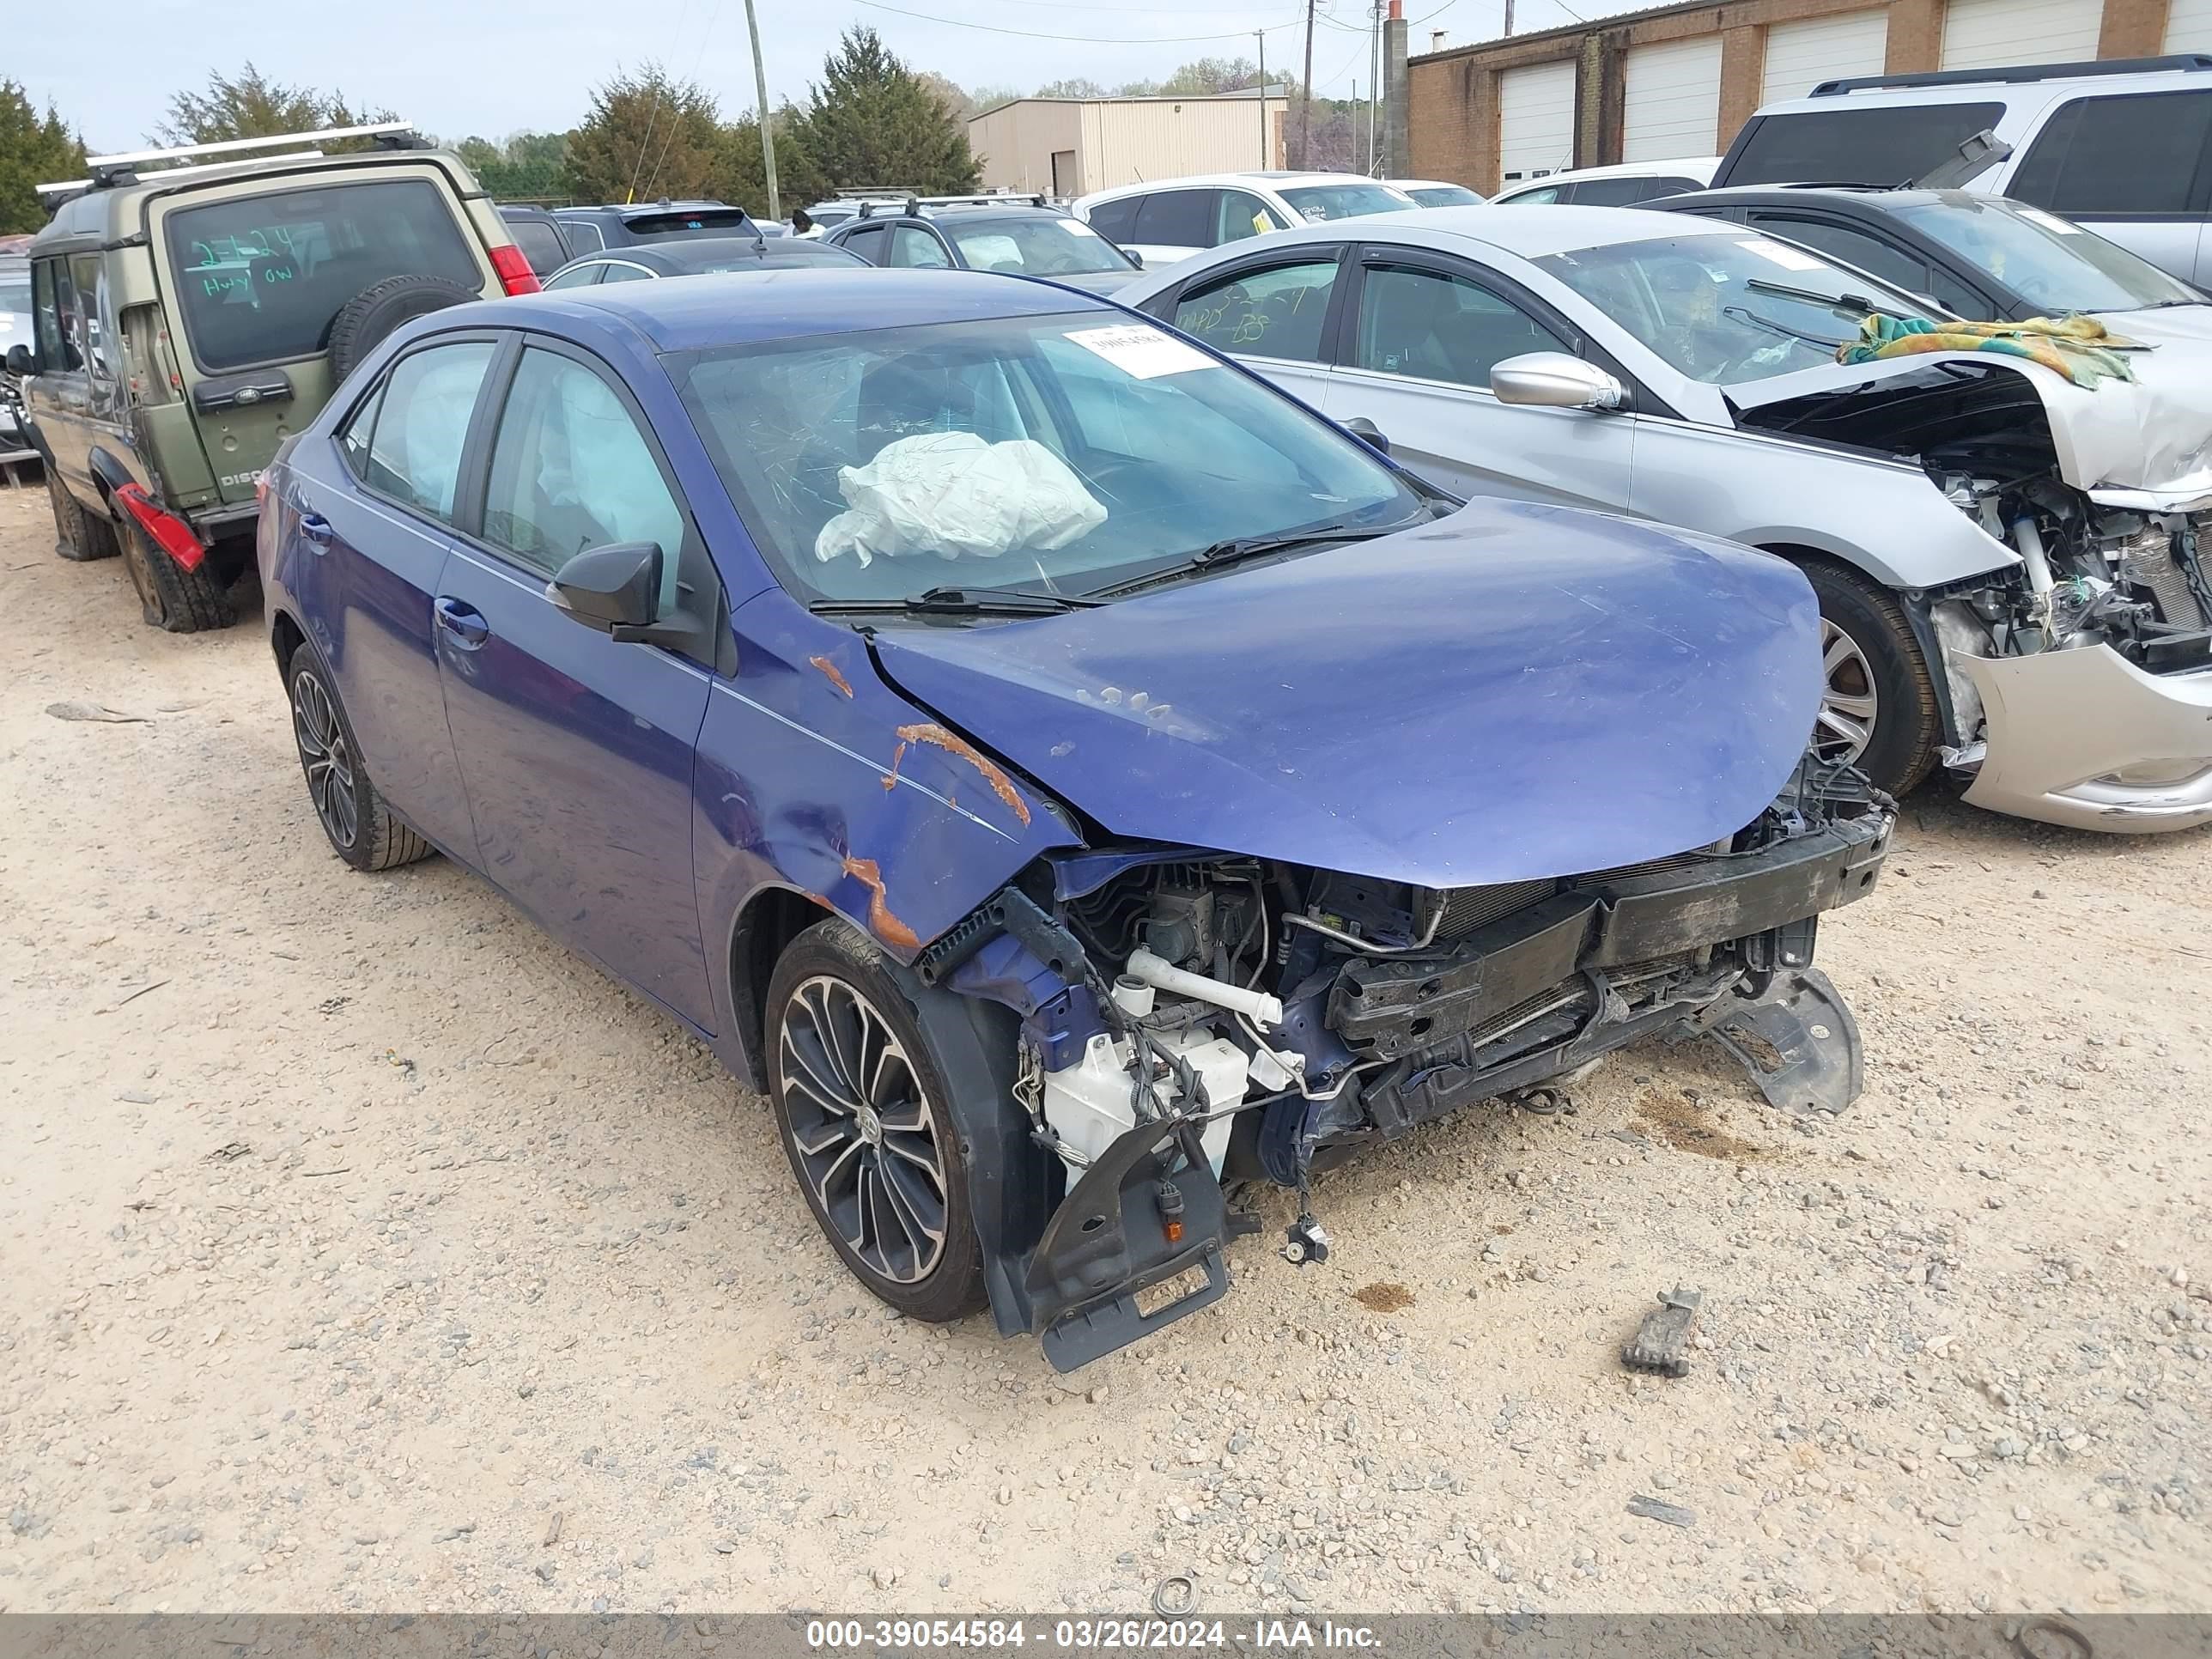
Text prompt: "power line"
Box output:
[[849, 0, 1304, 41]]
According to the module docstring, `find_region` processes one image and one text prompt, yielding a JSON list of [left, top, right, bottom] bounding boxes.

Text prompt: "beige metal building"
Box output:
[[1409, 0, 2195, 191], [968, 91, 1291, 196]]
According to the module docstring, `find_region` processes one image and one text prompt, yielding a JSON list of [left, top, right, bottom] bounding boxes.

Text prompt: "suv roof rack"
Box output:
[[1809, 54, 2212, 96], [37, 122, 422, 195]]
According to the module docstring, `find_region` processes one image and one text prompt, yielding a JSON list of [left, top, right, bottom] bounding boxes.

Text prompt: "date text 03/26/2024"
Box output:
[[805, 1620, 1382, 1651]]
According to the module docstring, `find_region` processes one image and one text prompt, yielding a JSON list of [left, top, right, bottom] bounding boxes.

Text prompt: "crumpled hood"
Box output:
[[1730, 340, 2212, 500], [868, 500, 1823, 888]]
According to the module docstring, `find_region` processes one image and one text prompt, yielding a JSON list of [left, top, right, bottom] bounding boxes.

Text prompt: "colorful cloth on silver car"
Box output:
[[1838, 314, 2141, 387]]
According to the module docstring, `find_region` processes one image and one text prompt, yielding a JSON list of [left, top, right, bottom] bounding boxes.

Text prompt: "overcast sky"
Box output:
[[16, 0, 1620, 153]]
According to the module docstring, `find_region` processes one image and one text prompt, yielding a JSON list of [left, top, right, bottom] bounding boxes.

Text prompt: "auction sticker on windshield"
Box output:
[[1738, 238, 1826, 273], [1065, 323, 1218, 379]]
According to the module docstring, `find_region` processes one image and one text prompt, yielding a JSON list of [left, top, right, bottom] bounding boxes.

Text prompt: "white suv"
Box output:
[[1073, 173, 1416, 268], [1711, 54, 2212, 284]]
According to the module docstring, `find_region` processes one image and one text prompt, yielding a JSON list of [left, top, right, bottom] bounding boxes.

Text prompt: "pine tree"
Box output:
[[562, 65, 727, 205], [0, 81, 86, 234], [153, 64, 394, 149], [789, 29, 980, 196]]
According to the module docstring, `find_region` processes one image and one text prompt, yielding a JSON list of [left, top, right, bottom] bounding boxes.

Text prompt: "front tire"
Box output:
[[1799, 561, 1941, 796], [115, 509, 232, 633], [766, 919, 987, 1322], [285, 643, 433, 872], [49, 471, 117, 562]]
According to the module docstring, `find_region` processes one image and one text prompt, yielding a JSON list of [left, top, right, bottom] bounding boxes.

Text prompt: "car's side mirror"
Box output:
[[1491, 351, 1626, 412], [1342, 416, 1389, 455], [550, 541, 661, 633], [1126, 249, 1144, 269], [4, 343, 33, 378]]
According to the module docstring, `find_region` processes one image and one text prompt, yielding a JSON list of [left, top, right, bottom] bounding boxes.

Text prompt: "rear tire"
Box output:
[[284, 642, 434, 872], [49, 471, 117, 562], [765, 918, 988, 1323], [114, 508, 231, 633], [1798, 560, 1941, 796]]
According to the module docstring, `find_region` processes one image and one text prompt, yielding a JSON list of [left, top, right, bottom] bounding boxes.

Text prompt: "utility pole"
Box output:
[[743, 0, 781, 222], [1297, 0, 1316, 168], [1367, 0, 1381, 173], [1257, 30, 1269, 166], [1503, 0, 1515, 34]]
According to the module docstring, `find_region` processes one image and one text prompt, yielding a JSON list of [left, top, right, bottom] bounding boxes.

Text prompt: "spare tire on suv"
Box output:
[[327, 275, 481, 383]]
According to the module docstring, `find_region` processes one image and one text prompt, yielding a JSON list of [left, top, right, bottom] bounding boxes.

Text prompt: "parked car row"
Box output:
[[9, 84, 2212, 1372]]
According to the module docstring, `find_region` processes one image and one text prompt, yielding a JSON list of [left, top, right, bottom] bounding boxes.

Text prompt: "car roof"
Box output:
[[1662, 184, 1963, 211], [32, 148, 476, 245], [1328, 202, 1744, 258], [1502, 157, 1721, 188], [1079, 171, 1397, 201], [1749, 58, 2212, 113], [494, 266, 1115, 351], [1389, 178, 1479, 191]]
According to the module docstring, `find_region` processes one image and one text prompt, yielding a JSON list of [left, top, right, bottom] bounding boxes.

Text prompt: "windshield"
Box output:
[[673, 312, 1425, 608], [945, 216, 1134, 276], [164, 179, 482, 372], [1538, 233, 1936, 386], [1893, 198, 2202, 315], [1279, 183, 1415, 222]]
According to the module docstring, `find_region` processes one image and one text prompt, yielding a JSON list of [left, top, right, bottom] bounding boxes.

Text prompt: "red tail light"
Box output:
[[489, 243, 541, 295], [113, 483, 208, 573]]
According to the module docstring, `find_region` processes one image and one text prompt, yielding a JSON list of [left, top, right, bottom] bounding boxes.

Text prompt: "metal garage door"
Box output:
[[1624, 37, 1723, 161], [1498, 60, 1578, 185], [1942, 0, 2100, 70], [2167, 0, 2212, 50], [1762, 10, 1889, 103]]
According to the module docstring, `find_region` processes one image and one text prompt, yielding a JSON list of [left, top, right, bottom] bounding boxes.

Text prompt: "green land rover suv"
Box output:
[[11, 125, 540, 631]]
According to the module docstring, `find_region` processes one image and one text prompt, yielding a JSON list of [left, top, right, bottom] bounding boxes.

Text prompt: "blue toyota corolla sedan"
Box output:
[[257, 268, 1890, 1369]]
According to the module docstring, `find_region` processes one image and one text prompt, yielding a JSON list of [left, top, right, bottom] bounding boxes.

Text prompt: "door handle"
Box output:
[[298, 511, 333, 546], [434, 596, 491, 648]]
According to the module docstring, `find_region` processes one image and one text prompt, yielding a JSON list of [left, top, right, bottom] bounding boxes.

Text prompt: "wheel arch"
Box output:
[[726, 884, 829, 1091], [270, 606, 308, 679]]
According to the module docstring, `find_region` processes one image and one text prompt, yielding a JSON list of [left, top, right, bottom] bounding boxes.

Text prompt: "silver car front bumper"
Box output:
[[1953, 643, 2212, 833]]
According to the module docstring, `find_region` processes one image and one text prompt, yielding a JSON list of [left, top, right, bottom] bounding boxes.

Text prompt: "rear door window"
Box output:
[[165, 179, 483, 372], [1084, 196, 1143, 243], [2010, 90, 2212, 216], [558, 217, 607, 253], [359, 339, 497, 523], [1133, 189, 1218, 248], [1720, 102, 2006, 187], [1172, 258, 1341, 362], [1571, 175, 1699, 205]]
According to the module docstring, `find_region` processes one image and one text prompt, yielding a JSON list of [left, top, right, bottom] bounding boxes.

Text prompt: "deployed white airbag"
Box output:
[[813, 431, 1107, 568]]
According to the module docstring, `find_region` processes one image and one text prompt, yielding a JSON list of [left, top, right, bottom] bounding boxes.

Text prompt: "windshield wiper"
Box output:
[[1744, 277, 1885, 317], [812, 584, 1103, 618], [1722, 304, 1851, 350], [1085, 523, 1399, 599]]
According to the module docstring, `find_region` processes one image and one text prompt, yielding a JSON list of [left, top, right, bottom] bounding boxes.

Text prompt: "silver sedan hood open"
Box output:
[[1729, 342, 2212, 510]]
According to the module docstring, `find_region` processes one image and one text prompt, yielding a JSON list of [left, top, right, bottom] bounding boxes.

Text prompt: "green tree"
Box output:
[[562, 64, 728, 204], [153, 63, 394, 148], [788, 28, 979, 195], [714, 106, 828, 222], [0, 81, 86, 234], [456, 131, 571, 202]]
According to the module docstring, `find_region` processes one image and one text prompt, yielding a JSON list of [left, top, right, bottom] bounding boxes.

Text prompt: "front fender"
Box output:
[[694, 587, 1083, 1069]]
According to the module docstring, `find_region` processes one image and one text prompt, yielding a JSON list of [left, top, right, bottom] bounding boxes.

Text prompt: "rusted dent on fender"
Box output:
[[839, 854, 922, 951], [896, 722, 1032, 826], [808, 654, 855, 698]]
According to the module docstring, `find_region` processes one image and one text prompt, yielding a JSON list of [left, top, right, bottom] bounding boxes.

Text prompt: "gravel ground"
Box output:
[[1, 480, 2208, 1617]]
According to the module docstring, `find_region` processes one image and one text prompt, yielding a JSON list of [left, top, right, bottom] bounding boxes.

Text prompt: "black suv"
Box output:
[[825, 197, 1142, 295], [550, 200, 759, 256]]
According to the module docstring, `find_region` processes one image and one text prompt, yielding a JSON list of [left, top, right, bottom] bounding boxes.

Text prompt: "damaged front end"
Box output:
[[1741, 357, 2212, 830], [917, 763, 1892, 1370]]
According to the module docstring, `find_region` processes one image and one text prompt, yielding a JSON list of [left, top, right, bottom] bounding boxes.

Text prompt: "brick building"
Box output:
[[1409, 0, 2197, 191]]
